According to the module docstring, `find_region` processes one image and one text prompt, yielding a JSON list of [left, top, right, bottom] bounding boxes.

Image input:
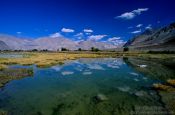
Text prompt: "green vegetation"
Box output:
[[0, 68, 33, 87], [124, 57, 175, 81], [153, 83, 175, 92], [123, 47, 129, 52], [148, 50, 175, 54], [78, 48, 82, 51], [0, 109, 8, 115], [31, 49, 38, 52], [91, 47, 100, 52], [61, 48, 69, 51]]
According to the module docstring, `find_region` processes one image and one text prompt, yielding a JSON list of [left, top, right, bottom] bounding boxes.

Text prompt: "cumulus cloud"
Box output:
[[75, 39, 85, 43], [75, 32, 83, 37], [74, 32, 84, 39], [85, 33, 91, 35], [132, 8, 149, 14], [107, 37, 126, 45], [88, 35, 107, 41], [61, 28, 74, 33], [17, 32, 22, 34], [108, 37, 121, 42], [136, 24, 143, 28], [83, 29, 93, 33], [145, 24, 152, 30], [131, 29, 141, 34], [116, 8, 149, 20], [116, 12, 135, 20], [50, 32, 62, 38]]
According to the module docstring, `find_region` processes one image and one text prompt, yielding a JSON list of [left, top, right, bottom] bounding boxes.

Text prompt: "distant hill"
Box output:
[[0, 34, 118, 51], [0, 40, 10, 50], [124, 22, 175, 51], [77, 40, 117, 50]]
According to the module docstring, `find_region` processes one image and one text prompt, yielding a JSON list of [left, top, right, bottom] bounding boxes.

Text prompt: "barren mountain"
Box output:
[[0, 34, 118, 51], [124, 22, 175, 51], [77, 40, 118, 50], [34, 37, 78, 50], [0, 40, 10, 50], [0, 34, 35, 50]]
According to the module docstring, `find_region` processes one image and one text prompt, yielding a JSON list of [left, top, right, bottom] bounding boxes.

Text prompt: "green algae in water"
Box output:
[[0, 68, 33, 88], [0, 58, 175, 115]]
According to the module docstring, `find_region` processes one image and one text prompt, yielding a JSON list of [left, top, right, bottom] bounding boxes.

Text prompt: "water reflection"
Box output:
[[123, 57, 175, 81], [0, 58, 174, 115], [0, 53, 24, 58]]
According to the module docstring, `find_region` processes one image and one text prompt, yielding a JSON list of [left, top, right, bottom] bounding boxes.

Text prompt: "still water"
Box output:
[[0, 53, 24, 58], [0, 58, 175, 115]]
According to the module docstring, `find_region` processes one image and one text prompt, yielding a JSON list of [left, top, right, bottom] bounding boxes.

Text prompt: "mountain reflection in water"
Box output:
[[0, 58, 174, 115]]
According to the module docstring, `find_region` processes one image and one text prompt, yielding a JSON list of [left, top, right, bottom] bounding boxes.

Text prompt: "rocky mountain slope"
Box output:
[[0, 34, 118, 51], [0, 40, 10, 50], [124, 22, 175, 51], [77, 40, 117, 50]]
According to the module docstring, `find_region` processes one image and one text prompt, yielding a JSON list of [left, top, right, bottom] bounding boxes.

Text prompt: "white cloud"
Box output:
[[116, 12, 135, 20], [74, 32, 83, 37], [116, 8, 149, 20], [83, 29, 93, 33], [85, 33, 91, 35], [61, 28, 74, 33], [88, 35, 107, 41], [74, 32, 84, 39], [131, 29, 141, 34], [17, 32, 22, 34], [107, 37, 126, 45], [108, 37, 121, 42], [145, 24, 152, 30], [132, 8, 149, 14], [136, 24, 143, 28], [75, 39, 84, 43], [50, 32, 62, 38]]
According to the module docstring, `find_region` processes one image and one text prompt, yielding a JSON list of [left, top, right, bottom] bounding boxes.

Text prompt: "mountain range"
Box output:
[[124, 22, 175, 51], [0, 34, 119, 51], [1, 22, 175, 51]]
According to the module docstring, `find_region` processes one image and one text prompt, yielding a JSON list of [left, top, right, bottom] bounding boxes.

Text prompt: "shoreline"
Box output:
[[0, 52, 175, 69]]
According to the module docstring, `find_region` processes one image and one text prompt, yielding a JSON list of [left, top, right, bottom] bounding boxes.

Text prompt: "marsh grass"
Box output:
[[0, 68, 33, 87], [167, 79, 175, 86], [0, 52, 116, 68], [0, 64, 7, 70], [0, 52, 175, 68]]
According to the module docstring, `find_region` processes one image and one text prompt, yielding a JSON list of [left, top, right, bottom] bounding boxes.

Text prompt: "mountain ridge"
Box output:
[[124, 22, 175, 51], [0, 34, 119, 51]]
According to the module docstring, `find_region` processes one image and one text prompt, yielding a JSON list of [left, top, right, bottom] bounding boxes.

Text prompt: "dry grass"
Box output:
[[153, 83, 175, 92], [0, 64, 7, 70], [0, 52, 116, 68], [167, 79, 175, 86], [0, 52, 175, 68]]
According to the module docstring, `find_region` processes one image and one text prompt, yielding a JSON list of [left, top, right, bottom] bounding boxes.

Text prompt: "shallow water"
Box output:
[[0, 58, 175, 115], [0, 53, 24, 58]]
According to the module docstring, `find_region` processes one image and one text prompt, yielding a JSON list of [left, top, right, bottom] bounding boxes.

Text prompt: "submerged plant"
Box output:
[[153, 83, 175, 92], [0, 68, 33, 87], [167, 79, 175, 86]]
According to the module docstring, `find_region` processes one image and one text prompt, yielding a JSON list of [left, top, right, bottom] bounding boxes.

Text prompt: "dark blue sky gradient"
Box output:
[[0, 0, 175, 41]]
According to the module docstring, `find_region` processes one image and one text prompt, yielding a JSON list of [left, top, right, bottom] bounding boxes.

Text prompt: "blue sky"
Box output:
[[0, 0, 175, 44]]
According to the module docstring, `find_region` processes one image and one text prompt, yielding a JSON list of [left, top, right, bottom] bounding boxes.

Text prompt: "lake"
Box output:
[[0, 58, 175, 115], [0, 53, 24, 58]]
